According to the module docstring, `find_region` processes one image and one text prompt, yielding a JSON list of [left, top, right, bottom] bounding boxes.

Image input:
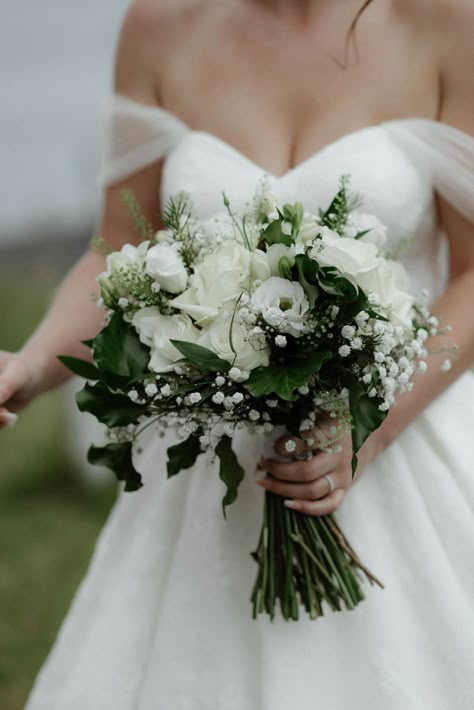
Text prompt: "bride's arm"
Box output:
[[0, 3, 164, 425]]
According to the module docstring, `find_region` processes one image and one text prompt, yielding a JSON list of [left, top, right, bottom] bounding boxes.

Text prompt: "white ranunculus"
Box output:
[[132, 307, 200, 372], [347, 212, 388, 248], [251, 277, 309, 336], [198, 308, 270, 371], [296, 216, 321, 246], [170, 240, 271, 325], [356, 260, 415, 328], [145, 243, 188, 294], [266, 244, 296, 276], [105, 241, 150, 275], [310, 228, 380, 279]]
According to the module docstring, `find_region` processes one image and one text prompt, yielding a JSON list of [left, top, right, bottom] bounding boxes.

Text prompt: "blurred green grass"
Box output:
[[0, 257, 115, 710]]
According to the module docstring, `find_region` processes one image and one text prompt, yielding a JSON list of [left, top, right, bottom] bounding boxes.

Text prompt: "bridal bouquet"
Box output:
[[61, 179, 446, 621]]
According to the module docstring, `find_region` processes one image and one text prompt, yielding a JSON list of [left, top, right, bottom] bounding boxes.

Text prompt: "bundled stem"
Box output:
[[250, 492, 384, 621]]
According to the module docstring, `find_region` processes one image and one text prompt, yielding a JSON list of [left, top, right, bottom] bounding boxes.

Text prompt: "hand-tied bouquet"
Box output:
[[61, 178, 450, 621]]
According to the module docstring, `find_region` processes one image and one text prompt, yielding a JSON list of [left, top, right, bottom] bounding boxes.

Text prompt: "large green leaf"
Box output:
[[76, 382, 147, 426], [93, 313, 150, 377], [215, 435, 245, 518], [261, 220, 293, 247], [349, 379, 387, 475], [88, 442, 143, 492], [58, 355, 100, 380], [246, 351, 332, 401], [170, 340, 231, 373], [166, 434, 203, 478]]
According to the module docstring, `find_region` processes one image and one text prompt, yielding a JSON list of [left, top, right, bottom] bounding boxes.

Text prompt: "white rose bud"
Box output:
[[145, 244, 188, 294]]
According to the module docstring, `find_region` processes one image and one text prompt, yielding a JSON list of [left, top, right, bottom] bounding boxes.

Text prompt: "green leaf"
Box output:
[[58, 355, 100, 380], [88, 442, 143, 492], [296, 253, 320, 286], [93, 313, 150, 378], [76, 382, 147, 426], [169, 340, 231, 372], [246, 351, 332, 401], [166, 434, 203, 478], [215, 435, 245, 518], [261, 220, 293, 247], [317, 270, 359, 302], [348, 378, 387, 474]]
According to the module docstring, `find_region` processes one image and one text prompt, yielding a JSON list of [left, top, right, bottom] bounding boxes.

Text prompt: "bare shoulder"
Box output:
[[114, 0, 206, 102], [396, 0, 473, 128]]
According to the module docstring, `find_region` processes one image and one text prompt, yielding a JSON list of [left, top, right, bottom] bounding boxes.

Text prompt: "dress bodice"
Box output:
[[98, 94, 474, 301]]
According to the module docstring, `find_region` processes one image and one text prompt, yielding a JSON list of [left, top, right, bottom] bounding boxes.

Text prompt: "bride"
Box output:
[[2, 1, 474, 707]]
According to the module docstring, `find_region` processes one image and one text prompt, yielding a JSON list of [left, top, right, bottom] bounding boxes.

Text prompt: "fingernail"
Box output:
[[256, 479, 271, 489], [1, 412, 18, 429], [254, 468, 267, 481], [284, 499, 302, 511]]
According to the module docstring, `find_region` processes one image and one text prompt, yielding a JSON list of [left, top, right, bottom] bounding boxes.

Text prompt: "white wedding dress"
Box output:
[[26, 95, 474, 710]]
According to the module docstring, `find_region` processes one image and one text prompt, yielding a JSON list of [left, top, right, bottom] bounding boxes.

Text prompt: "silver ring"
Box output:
[[324, 474, 335, 494]]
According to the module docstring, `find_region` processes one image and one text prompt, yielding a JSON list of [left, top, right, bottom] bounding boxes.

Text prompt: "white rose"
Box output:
[[296, 216, 321, 246], [145, 243, 188, 294], [347, 212, 388, 248], [198, 308, 270, 371], [170, 240, 270, 325], [132, 307, 200, 373], [356, 260, 415, 328], [266, 244, 296, 276], [311, 228, 380, 279], [251, 277, 309, 337], [105, 241, 149, 276]]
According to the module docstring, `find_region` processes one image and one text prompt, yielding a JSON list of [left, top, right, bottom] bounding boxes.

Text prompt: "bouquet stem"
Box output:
[[250, 492, 384, 621]]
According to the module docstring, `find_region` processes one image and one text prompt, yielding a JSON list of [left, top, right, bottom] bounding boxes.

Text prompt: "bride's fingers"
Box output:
[[0, 360, 28, 407], [260, 451, 334, 482], [284, 488, 346, 517], [0, 408, 18, 429], [257, 471, 340, 500]]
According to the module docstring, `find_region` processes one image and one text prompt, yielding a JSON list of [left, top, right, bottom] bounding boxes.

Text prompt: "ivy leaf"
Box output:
[[170, 340, 231, 372], [76, 382, 147, 426], [93, 313, 150, 378], [58, 355, 100, 380], [88, 442, 143, 492], [215, 435, 245, 519], [261, 220, 293, 247], [166, 434, 203, 478], [246, 351, 332, 401], [349, 378, 387, 475]]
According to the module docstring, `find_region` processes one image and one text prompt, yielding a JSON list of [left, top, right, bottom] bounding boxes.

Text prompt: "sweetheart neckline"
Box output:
[[186, 125, 386, 180]]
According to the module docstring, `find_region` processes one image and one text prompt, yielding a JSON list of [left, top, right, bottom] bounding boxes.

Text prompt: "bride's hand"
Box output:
[[256, 418, 382, 516], [0, 351, 43, 429]]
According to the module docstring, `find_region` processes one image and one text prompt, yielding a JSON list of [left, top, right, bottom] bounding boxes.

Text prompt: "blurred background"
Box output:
[[0, 2, 130, 707]]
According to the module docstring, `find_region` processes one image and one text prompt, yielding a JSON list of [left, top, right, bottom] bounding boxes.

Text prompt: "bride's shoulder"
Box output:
[[114, 0, 208, 100]]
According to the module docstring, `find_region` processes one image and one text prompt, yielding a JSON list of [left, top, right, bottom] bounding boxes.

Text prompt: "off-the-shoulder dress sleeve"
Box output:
[[97, 94, 189, 188], [386, 119, 474, 223]]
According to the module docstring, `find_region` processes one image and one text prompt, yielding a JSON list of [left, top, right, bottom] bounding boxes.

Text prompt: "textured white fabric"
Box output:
[[26, 96, 474, 710]]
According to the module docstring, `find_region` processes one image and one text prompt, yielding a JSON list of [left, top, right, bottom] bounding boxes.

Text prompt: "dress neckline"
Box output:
[[110, 93, 467, 181]]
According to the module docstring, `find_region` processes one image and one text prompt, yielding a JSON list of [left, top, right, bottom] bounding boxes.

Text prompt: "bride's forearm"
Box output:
[[18, 249, 107, 394], [374, 268, 474, 451]]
